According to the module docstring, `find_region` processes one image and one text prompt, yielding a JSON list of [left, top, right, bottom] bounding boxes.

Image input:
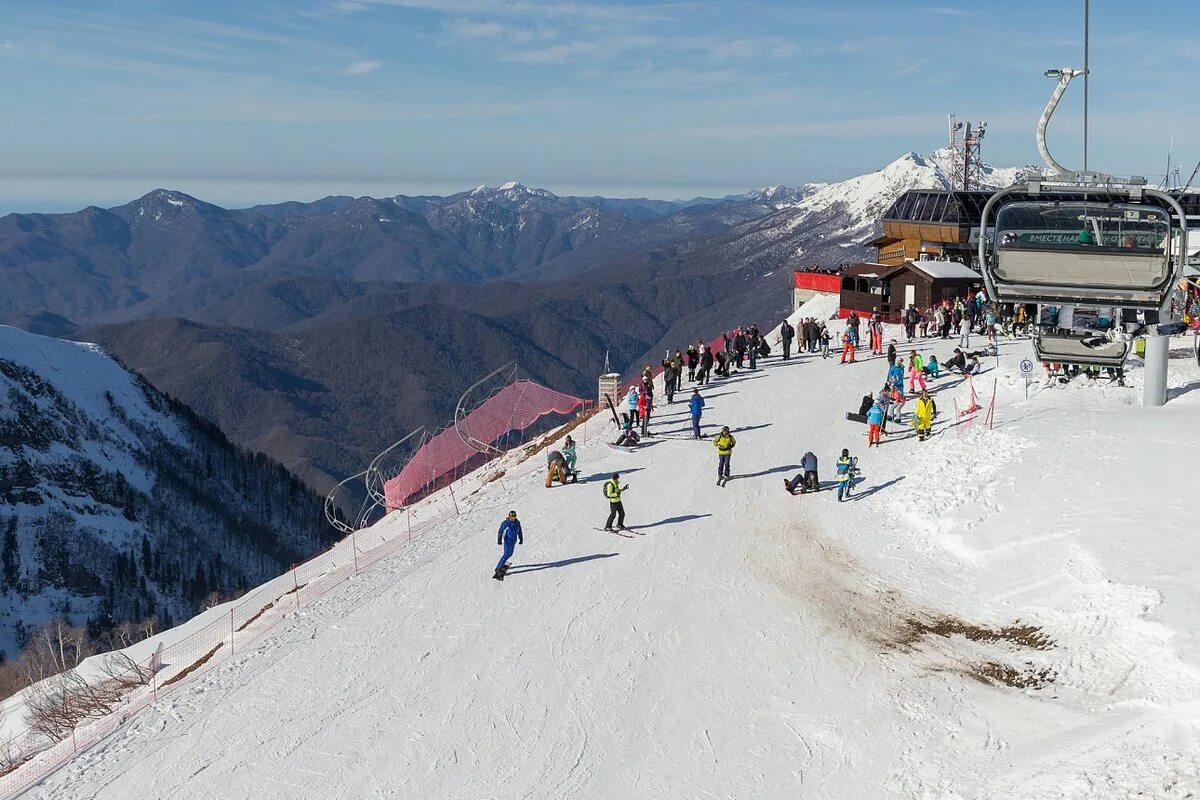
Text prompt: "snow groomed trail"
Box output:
[[23, 320, 1200, 799]]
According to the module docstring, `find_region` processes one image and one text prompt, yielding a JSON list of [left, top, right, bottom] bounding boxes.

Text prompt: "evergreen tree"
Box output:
[[2, 516, 20, 591]]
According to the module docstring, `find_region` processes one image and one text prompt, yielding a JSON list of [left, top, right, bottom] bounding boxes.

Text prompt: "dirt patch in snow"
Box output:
[[756, 519, 1055, 689]]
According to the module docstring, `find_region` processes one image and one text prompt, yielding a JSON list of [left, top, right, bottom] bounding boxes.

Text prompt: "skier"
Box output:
[[840, 324, 857, 364], [493, 510, 523, 580], [913, 390, 936, 441], [780, 319, 795, 360], [603, 473, 628, 531], [713, 425, 736, 486], [784, 451, 820, 494], [870, 313, 884, 355], [866, 400, 884, 447], [834, 449, 857, 501], [688, 388, 706, 439]]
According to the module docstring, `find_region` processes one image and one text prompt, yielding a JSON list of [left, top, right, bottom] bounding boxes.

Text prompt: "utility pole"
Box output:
[[1083, 0, 1089, 171]]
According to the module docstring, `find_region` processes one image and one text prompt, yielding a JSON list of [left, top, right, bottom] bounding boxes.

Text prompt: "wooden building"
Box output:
[[838, 259, 982, 321]]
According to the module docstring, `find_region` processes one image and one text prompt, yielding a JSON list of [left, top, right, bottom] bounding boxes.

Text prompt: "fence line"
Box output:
[[2, 336, 733, 797]]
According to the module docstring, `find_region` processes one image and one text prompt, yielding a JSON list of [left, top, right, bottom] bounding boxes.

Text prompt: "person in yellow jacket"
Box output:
[[603, 473, 628, 531], [913, 390, 936, 441], [713, 426, 736, 486]]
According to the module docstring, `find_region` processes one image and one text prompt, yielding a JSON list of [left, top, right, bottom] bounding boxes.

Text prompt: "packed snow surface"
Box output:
[[21, 327, 1200, 799]]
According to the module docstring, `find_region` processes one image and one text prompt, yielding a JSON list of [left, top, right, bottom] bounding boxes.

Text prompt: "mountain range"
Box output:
[[0, 149, 1023, 496]]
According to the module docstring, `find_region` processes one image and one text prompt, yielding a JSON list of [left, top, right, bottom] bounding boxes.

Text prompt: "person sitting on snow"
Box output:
[[965, 356, 981, 375], [614, 419, 640, 448], [784, 451, 820, 494], [945, 348, 967, 373], [921, 354, 940, 379]]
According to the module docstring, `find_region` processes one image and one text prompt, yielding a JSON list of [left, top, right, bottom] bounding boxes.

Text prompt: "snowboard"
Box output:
[[606, 443, 639, 452], [594, 527, 635, 538], [845, 412, 868, 424]]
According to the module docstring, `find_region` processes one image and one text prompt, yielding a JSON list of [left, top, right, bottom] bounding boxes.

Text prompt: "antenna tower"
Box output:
[[947, 114, 988, 191]]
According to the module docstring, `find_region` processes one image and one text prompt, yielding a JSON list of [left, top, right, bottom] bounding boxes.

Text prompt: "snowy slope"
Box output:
[[17, 319, 1200, 798], [0, 326, 330, 658]]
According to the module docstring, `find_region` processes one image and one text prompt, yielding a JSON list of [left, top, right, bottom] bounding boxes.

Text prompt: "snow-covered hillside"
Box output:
[[19, 314, 1200, 799], [0, 326, 331, 658]]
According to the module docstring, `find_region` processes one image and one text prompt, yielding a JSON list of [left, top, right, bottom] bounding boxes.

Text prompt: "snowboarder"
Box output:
[[780, 320, 795, 360], [784, 451, 820, 494], [494, 510, 523, 580], [886, 358, 904, 389], [713, 425, 736, 486], [866, 401, 884, 447], [603, 473, 628, 531], [913, 390, 936, 441], [613, 419, 640, 448], [834, 449, 857, 501], [689, 389, 706, 439]]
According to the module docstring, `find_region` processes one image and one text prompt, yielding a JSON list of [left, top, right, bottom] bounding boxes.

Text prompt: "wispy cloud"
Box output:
[[341, 59, 382, 75], [925, 6, 971, 15]]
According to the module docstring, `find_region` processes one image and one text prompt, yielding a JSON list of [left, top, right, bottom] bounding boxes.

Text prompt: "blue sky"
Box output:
[[1, 0, 1197, 212]]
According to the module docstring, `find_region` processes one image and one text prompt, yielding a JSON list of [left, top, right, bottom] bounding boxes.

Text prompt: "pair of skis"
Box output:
[[593, 527, 642, 538]]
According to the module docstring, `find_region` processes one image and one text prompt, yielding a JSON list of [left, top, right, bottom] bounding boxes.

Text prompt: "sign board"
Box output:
[[1018, 358, 1036, 378]]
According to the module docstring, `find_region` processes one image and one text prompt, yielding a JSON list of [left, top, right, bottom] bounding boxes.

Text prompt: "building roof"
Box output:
[[906, 259, 980, 281], [883, 189, 1200, 227], [842, 262, 906, 280]]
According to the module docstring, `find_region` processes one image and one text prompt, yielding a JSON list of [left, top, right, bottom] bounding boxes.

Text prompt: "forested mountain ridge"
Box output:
[[0, 325, 333, 660]]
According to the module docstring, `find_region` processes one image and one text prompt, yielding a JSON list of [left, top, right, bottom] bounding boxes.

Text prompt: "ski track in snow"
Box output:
[[18, 311, 1200, 799]]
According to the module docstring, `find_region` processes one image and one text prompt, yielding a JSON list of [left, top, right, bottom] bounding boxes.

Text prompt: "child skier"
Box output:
[[493, 510, 523, 580], [835, 449, 858, 501], [866, 401, 884, 447]]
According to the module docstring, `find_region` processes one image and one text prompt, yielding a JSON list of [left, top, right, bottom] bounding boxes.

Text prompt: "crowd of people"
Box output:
[[496, 305, 994, 579]]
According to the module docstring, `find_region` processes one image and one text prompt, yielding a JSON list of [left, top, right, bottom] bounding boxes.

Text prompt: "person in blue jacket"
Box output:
[[688, 389, 706, 439], [886, 358, 904, 389], [493, 510, 523, 580]]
